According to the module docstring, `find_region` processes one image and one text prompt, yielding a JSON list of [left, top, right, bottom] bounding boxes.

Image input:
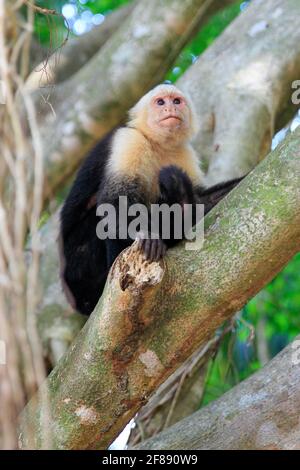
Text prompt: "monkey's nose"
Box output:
[[164, 107, 176, 114]]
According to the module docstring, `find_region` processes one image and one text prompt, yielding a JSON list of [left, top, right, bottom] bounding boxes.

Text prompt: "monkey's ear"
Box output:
[[128, 102, 139, 122], [127, 93, 150, 127]]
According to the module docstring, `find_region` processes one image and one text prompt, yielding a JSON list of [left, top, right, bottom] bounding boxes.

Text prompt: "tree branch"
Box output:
[[19, 127, 300, 449], [135, 335, 300, 450], [27, 0, 238, 91], [128, 336, 218, 445]]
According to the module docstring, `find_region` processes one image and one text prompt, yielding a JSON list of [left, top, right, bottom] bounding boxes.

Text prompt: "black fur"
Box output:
[[60, 133, 243, 315], [97, 175, 149, 266], [60, 131, 114, 315], [159, 165, 195, 206]]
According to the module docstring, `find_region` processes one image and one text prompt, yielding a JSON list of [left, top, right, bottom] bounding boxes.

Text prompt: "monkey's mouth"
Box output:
[[161, 116, 182, 123]]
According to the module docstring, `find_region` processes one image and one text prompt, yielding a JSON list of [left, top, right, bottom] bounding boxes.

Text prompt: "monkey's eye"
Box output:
[[157, 98, 165, 106], [173, 98, 181, 105]]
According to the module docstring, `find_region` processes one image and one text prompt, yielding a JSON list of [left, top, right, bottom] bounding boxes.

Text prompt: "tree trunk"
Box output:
[[31, 212, 85, 365], [128, 338, 216, 446]]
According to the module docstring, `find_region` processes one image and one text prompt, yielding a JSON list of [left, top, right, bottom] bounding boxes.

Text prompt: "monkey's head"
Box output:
[[128, 84, 199, 145]]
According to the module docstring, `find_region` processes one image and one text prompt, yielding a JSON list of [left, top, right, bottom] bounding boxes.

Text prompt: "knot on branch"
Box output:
[[117, 241, 165, 293]]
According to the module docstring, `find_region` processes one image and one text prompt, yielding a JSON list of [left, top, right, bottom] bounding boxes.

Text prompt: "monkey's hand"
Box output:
[[136, 232, 167, 262], [159, 165, 195, 206]]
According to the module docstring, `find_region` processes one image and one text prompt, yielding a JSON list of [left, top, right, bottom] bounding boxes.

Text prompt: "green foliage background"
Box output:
[[34, 0, 300, 407]]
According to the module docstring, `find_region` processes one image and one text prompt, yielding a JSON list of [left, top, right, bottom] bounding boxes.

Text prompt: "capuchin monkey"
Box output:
[[60, 84, 243, 315]]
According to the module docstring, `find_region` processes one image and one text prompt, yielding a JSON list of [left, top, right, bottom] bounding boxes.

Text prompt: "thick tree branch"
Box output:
[[27, 0, 238, 91], [197, 0, 240, 27], [178, 0, 300, 184], [128, 336, 218, 446], [19, 127, 300, 449], [136, 335, 300, 450]]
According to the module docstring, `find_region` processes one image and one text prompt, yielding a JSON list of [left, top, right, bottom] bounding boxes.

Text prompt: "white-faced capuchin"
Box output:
[[60, 84, 243, 315]]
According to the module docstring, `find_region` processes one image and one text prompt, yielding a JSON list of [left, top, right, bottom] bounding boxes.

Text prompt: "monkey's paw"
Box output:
[[136, 233, 167, 262], [159, 165, 194, 205]]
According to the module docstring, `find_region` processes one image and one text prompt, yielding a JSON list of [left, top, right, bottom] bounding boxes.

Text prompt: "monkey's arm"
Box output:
[[159, 165, 244, 214], [97, 176, 150, 265], [159, 165, 195, 206], [97, 172, 170, 264], [158, 166, 245, 248], [158, 165, 196, 248]]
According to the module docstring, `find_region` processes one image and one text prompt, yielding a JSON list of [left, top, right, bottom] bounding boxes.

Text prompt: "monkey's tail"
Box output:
[[198, 175, 246, 215]]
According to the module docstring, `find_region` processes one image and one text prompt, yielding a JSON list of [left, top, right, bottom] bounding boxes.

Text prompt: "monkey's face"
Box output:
[[128, 84, 198, 144], [147, 93, 191, 138]]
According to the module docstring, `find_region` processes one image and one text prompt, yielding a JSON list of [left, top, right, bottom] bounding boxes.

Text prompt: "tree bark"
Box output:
[[19, 127, 300, 449], [136, 335, 300, 450], [178, 0, 300, 184], [27, 0, 235, 89]]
